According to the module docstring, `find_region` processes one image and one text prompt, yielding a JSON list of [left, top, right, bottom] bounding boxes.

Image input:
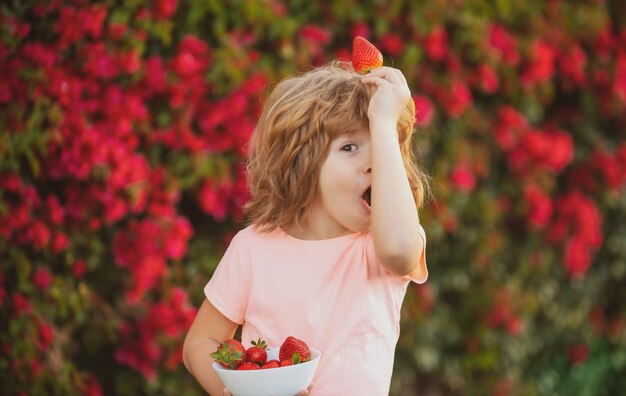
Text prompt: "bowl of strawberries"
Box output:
[[211, 336, 320, 396]]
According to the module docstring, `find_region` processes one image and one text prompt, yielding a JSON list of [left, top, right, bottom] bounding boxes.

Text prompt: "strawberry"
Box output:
[[237, 361, 261, 370], [261, 359, 280, 369], [352, 36, 383, 74], [210, 339, 245, 369], [244, 338, 268, 365], [279, 336, 311, 362], [280, 352, 305, 367]]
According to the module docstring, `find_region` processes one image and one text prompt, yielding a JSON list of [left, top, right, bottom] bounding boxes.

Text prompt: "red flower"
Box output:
[[414, 95, 434, 127], [37, 320, 54, 351], [559, 44, 588, 88], [51, 232, 69, 253], [424, 26, 448, 61], [450, 163, 476, 192], [568, 343, 589, 365], [475, 64, 500, 94], [439, 79, 472, 117], [153, 0, 177, 19], [351, 22, 370, 40], [81, 375, 103, 396], [13, 293, 31, 315], [299, 25, 332, 58], [172, 35, 209, 78], [488, 24, 520, 66], [521, 40, 556, 87], [33, 267, 53, 290], [613, 50, 626, 104], [29, 221, 50, 250], [543, 128, 574, 172], [198, 178, 234, 221], [524, 185, 553, 229], [378, 33, 404, 57], [494, 106, 528, 151], [72, 259, 87, 279]]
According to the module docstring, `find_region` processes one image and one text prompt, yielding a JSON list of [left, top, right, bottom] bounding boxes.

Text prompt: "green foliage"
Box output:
[[1, 0, 625, 395]]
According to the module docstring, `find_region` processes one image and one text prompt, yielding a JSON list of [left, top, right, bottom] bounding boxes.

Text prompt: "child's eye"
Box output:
[[341, 143, 358, 152]]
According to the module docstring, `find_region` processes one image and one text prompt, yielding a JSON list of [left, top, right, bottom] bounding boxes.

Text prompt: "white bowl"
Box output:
[[212, 348, 321, 396]]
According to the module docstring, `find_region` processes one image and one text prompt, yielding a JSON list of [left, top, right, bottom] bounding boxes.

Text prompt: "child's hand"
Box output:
[[360, 66, 411, 127]]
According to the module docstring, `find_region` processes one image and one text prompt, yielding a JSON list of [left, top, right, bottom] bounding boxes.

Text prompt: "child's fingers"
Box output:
[[365, 66, 404, 85], [360, 75, 392, 89]]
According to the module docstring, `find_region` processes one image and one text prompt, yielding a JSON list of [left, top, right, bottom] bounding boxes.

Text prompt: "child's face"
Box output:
[[308, 124, 372, 236]]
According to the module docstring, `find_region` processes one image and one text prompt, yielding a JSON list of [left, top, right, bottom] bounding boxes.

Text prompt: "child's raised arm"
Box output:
[[183, 299, 238, 396], [360, 67, 425, 278]]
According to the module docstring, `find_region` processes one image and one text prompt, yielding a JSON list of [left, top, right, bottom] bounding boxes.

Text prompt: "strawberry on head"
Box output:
[[352, 36, 383, 74]]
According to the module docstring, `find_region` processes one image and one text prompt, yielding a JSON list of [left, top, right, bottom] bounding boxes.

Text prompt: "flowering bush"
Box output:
[[1, 1, 625, 395]]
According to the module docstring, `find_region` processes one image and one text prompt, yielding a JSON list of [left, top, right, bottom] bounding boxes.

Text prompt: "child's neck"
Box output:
[[284, 221, 355, 241]]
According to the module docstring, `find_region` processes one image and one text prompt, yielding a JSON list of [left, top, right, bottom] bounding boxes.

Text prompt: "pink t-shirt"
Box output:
[[204, 224, 428, 396]]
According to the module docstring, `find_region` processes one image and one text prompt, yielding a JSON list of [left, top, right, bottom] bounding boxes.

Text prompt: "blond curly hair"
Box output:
[[244, 61, 429, 232]]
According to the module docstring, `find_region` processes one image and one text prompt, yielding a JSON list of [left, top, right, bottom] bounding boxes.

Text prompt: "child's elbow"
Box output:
[[379, 247, 423, 277], [378, 236, 425, 276], [182, 333, 194, 374]]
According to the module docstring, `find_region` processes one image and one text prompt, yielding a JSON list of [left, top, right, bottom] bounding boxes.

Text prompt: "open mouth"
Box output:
[[361, 187, 371, 207]]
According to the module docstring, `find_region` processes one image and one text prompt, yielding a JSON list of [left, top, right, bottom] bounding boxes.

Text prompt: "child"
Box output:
[[183, 61, 429, 396]]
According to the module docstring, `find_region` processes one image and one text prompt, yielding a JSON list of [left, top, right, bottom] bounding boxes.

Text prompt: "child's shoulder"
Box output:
[[232, 224, 284, 243]]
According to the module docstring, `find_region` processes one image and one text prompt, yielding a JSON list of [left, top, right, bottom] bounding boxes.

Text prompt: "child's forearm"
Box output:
[[184, 338, 225, 396], [370, 118, 423, 276]]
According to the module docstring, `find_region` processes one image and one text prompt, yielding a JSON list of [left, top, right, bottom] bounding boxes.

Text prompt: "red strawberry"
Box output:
[[210, 339, 245, 369], [279, 336, 311, 362], [245, 338, 268, 365], [352, 36, 383, 74], [237, 361, 261, 370], [280, 352, 305, 367], [261, 359, 280, 369]]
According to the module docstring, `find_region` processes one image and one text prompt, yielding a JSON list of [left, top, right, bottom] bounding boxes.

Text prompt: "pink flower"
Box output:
[[439, 79, 472, 117], [29, 221, 50, 249], [494, 106, 528, 151], [378, 33, 404, 57], [51, 232, 69, 253], [153, 0, 177, 19], [198, 178, 234, 221], [13, 293, 31, 315], [37, 320, 54, 350], [450, 163, 476, 192], [299, 25, 332, 58], [424, 26, 448, 61], [414, 95, 434, 127], [172, 35, 209, 78], [163, 217, 193, 259], [33, 267, 53, 290]]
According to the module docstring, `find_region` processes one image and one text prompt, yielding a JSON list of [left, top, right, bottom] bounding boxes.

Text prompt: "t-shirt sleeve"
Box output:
[[406, 224, 428, 284], [204, 232, 250, 325], [365, 224, 428, 284]]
